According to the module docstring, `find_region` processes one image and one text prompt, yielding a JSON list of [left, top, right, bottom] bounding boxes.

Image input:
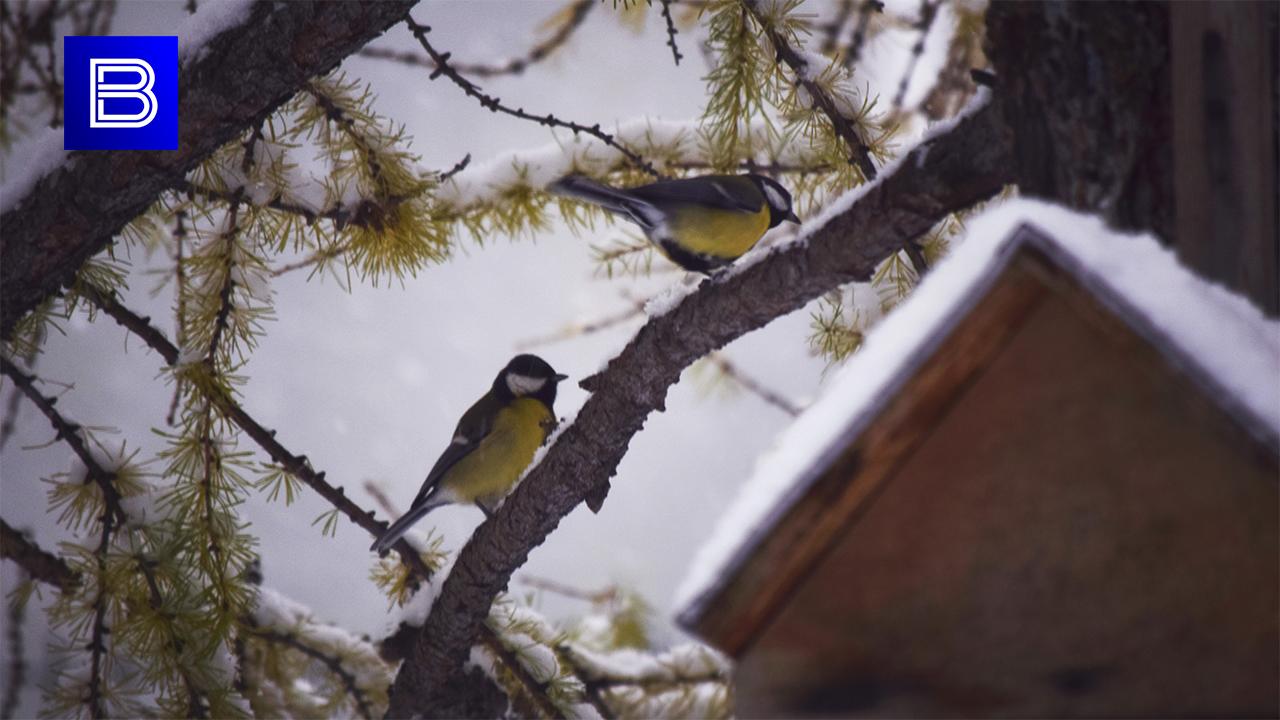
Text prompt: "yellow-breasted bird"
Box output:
[[550, 173, 800, 273], [370, 354, 567, 554]]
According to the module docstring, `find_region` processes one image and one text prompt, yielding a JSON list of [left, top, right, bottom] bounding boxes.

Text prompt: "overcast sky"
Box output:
[[0, 1, 944, 713]]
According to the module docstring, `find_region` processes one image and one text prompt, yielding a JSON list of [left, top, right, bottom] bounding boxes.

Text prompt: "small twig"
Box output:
[[250, 627, 374, 720], [80, 287, 435, 583], [658, 0, 683, 66], [127, 542, 207, 718], [517, 575, 618, 605], [269, 242, 353, 278], [706, 353, 802, 417], [554, 647, 615, 720], [1, 565, 25, 720], [0, 519, 76, 589], [515, 304, 646, 350], [363, 480, 401, 519], [479, 633, 565, 720], [902, 240, 929, 276], [0, 357, 123, 718], [842, 0, 884, 70], [819, 0, 855, 55], [439, 152, 472, 181], [405, 16, 663, 179], [175, 179, 344, 228], [0, 358, 29, 451], [360, 0, 593, 78], [166, 209, 188, 427], [0, 357, 120, 511], [746, 1, 879, 180], [891, 0, 940, 112]]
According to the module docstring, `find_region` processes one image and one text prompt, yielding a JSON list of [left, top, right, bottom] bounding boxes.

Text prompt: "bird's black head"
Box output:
[[748, 174, 800, 228], [495, 354, 568, 407]]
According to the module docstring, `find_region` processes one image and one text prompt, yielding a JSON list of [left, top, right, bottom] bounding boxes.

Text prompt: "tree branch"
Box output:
[[0, 519, 77, 590], [658, 0, 684, 66], [78, 286, 434, 583], [249, 627, 375, 720], [0, 0, 418, 339], [359, 0, 593, 78], [386, 97, 1013, 717], [746, 0, 879, 180], [403, 15, 664, 179]]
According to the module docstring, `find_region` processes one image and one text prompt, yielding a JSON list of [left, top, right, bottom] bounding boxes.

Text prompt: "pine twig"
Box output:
[[1, 566, 25, 720], [478, 633, 565, 720], [658, 0, 684, 66], [79, 286, 563, 711], [891, 0, 941, 112], [79, 287, 434, 581], [0, 357, 124, 718], [360, 0, 594, 78], [0, 357, 121, 512], [745, 1, 879, 180], [404, 16, 664, 179], [249, 627, 375, 720], [819, 0, 856, 55], [842, 0, 884, 69]]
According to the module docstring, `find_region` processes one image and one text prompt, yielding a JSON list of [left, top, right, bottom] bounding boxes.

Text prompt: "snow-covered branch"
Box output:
[[0, 0, 417, 339], [385, 96, 1014, 718]]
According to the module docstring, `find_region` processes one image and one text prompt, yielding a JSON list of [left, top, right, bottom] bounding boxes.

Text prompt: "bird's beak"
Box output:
[[554, 373, 569, 382], [785, 209, 800, 224]]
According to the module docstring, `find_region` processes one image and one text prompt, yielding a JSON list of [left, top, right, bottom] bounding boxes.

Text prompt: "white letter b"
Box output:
[[89, 58, 158, 128]]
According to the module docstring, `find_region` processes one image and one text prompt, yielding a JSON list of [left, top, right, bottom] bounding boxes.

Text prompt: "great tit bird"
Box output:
[[550, 173, 800, 274], [370, 354, 568, 554]]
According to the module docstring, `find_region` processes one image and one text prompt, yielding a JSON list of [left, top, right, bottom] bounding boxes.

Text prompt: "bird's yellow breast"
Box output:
[[440, 398, 551, 507], [667, 203, 770, 259]]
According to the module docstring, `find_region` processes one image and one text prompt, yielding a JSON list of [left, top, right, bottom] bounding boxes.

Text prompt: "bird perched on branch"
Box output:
[[550, 173, 800, 273], [370, 354, 567, 554]]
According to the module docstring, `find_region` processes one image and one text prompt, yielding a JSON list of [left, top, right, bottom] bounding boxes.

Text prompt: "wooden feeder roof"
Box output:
[[676, 201, 1280, 657]]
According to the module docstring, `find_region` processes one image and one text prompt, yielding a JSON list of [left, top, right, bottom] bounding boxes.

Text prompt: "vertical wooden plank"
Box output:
[[1170, 2, 1279, 316]]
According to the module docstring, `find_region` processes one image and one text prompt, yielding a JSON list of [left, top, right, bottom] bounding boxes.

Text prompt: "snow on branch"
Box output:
[[0, 0, 417, 339], [384, 96, 1013, 718]]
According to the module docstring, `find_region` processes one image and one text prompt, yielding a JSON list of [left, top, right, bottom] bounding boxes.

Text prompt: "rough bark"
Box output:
[[984, 2, 1174, 241], [385, 99, 1014, 718], [0, 0, 417, 339]]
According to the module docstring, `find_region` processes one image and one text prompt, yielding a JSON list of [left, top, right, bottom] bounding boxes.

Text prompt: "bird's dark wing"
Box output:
[[628, 175, 763, 213], [409, 392, 499, 508]]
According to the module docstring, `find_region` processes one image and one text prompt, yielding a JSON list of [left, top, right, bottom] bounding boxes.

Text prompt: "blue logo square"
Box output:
[[64, 36, 177, 151]]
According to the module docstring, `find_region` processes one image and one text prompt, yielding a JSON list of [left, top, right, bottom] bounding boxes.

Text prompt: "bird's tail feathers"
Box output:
[[370, 499, 446, 554], [548, 175, 636, 215]]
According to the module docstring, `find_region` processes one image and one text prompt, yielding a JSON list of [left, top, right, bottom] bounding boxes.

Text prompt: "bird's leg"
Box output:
[[477, 501, 495, 519]]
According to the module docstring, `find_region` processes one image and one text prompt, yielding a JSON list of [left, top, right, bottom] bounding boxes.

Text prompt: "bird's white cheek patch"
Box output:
[[506, 373, 546, 396], [760, 183, 787, 212]]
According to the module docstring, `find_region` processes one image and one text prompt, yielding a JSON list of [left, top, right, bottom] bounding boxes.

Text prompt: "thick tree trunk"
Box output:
[[0, 0, 417, 339], [984, 1, 1175, 241], [986, 0, 1279, 315]]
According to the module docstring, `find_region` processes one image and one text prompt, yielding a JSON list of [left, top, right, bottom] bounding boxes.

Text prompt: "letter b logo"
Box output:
[[89, 59, 158, 128], [65, 36, 176, 150]]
